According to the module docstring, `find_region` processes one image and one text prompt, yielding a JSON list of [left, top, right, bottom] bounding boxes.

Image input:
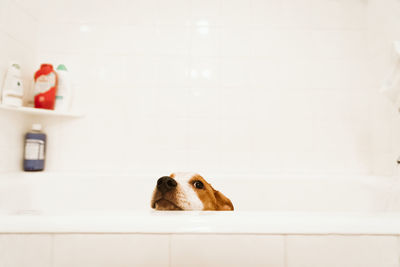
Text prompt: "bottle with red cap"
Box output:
[[34, 64, 58, 110]]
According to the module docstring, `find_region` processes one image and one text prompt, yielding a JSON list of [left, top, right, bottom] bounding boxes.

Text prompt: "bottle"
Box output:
[[54, 64, 71, 111], [23, 124, 46, 172], [1, 62, 24, 107], [34, 64, 57, 110]]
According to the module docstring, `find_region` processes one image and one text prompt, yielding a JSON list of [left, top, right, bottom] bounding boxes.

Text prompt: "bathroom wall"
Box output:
[[366, 0, 400, 175], [6, 0, 376, 175], [0, 0, 37, 173], [1, 234, 399, 267]]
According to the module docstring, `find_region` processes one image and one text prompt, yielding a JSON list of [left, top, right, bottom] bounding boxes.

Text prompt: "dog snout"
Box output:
[[157, 176, 177, 193]]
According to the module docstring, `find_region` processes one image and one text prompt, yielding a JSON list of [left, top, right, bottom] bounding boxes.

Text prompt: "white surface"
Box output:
[[0, 0, 397, 176], [1, 172, 400, 234], [1, 0, 378, 175], [0, 0, 36, 173], [2, 172, 400, 213], [53, 234, 169, 267], [367, 0, 400, 175], [287, 235, 400, 267], [171, 234, 285, 267], [1, 233, 398, 267], [2, 211, 400, 234], [0, 234, 53, 267], [0, 104, 83, 118]]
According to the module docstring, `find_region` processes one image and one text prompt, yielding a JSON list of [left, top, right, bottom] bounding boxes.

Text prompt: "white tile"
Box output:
[[187, 149, 222, 172], [282, 0, 315, 28], [122, 25, 158, 55], [249, 59, 286, 88], [220, 87, 256, 119], [0, 0, 37, 48], [280, 60, 314, 89], [190, 26, 219, 57], [287, 235, 399, 267], [187, 87, 220, 118], [143, 148, 189, 171], [189, 57, 220, 87], [171, 235, 285, 267], [190, 0, 221, 26], [157, 58, 190, 87], [250, 29, 285, 58], [220, 0, 253, 26], [0, 234, 52, 267], [125, 56, 158, 87], [220, 27, 253, 57], [125, 0, 158, 25], [311, 30, 367, 60], [309, 59, 369, 90], [155, 0, 191, 26], [252, 0, 285, 27], [155, 87, 190, 118], [279, 30, 315, 60], [54, 234, 169, 267], [310, 0, 366, 30], [155, 27, 190, 56], [94, 55, 127, 87], [32, 0, 127, 24], [187, 119, 220, 149], [154, 118, 188, 150], [36, 23, 100, 54], [220, 119, 255, 152], [220, 58, 252, 87]]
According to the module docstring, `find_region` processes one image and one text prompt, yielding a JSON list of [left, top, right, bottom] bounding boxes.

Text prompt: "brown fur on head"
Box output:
[[151, 172, 234, 211]]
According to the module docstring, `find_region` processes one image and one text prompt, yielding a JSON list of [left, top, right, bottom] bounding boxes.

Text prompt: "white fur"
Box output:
[[172, 172, 204, 210]]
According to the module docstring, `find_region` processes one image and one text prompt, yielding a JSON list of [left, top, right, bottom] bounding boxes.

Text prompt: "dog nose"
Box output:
[[157, 176, 177, 193]]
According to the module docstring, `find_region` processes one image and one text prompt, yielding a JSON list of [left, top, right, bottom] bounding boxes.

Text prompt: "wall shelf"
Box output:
[[0, 104, 83, 118]]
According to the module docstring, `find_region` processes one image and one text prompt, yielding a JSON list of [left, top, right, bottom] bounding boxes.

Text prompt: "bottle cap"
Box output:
[[10, 62, 21, 70], [32, 124, 42, 131], [56, 64, 68, 71], [40, 64, 53, 70]]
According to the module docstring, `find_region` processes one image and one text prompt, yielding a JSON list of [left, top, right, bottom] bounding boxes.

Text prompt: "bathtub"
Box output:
[[1, 172, 400, 266]]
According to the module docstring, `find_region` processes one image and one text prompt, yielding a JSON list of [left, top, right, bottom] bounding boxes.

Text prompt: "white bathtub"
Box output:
[[1, 172, 400, 266], [1, 172, 400, 233]]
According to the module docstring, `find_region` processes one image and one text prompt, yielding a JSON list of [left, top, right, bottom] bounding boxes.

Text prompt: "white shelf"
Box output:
[[0, 104, 83, 118]]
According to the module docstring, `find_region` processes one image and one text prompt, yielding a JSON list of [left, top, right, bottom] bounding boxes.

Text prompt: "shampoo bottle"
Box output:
[[1, 62, 24, 107], [34, 64, 57, 110], [23, 124, 46, 172], [54, 64, 71, 111]]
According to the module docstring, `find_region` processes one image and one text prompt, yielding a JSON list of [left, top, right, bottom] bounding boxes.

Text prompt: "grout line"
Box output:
[[168, 234, 172, 267], [50, 234, 55, 267], [283, 234, 288, 267], [397, 235, 400, 267]]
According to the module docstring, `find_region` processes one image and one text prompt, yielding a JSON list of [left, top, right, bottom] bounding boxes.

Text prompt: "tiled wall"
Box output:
[[1, 234, 399, 267], [366, 0, 400, 175], [0, 0, 37, 172], [24, 0, 372, 174], [2, 0, 399, 175]]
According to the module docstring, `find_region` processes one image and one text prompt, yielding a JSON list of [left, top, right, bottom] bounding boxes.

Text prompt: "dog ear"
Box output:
[[214, 190, 234, 211]]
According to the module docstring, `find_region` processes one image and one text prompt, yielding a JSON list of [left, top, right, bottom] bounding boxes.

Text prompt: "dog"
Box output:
[[151, 172, 234, 211]]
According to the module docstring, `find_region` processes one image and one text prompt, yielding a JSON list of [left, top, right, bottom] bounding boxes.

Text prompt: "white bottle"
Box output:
[[54, 64, 71, 111], [1, 62, 24, 107]]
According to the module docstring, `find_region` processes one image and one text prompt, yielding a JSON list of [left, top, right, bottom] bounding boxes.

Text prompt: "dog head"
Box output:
[[151, 172, 234, 211]]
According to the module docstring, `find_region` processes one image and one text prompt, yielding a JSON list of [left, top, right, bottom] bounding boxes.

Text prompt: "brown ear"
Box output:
[[214, 190, 234, 211]]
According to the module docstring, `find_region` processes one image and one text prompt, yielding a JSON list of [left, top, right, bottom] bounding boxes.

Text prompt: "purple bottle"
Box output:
[[23, 124, 46, 171]]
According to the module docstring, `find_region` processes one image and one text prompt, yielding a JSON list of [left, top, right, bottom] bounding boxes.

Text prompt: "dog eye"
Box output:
[[193, 181, 204, 189]]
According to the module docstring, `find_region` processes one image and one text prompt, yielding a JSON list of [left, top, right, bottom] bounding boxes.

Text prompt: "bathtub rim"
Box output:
[[1, 211, 400, 235]]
